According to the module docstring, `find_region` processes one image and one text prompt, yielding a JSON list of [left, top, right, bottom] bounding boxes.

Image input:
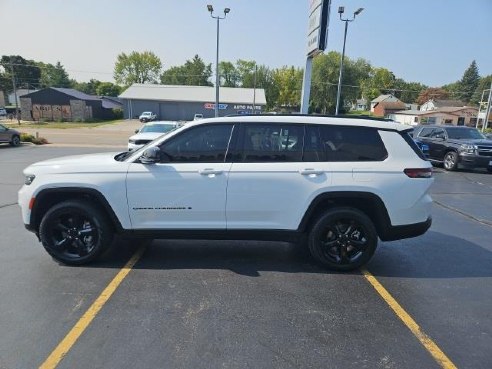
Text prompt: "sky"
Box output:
[[1, 0, 491, 87]]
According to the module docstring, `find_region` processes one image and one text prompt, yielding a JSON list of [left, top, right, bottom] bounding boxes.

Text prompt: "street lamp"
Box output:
[[335, 6, 364, 115], [207, 5, 230, 118]]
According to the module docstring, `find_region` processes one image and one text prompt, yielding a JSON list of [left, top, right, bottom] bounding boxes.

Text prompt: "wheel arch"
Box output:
[[31, 187, 123, 234], [298, 191, 393, 241]]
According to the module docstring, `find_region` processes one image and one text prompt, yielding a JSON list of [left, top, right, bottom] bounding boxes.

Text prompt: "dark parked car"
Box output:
[[414, 125, 492, 172], [0, 124, 21, 147]]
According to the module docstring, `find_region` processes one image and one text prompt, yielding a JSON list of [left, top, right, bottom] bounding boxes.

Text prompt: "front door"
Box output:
[[0, 124, 9, 142], [126, 124, 234, 229], [457, 117, 465, 126]]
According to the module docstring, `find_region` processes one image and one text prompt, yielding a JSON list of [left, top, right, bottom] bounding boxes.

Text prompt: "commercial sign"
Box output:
[[307, 0, 331, 56], [204, 103, 228, 110]]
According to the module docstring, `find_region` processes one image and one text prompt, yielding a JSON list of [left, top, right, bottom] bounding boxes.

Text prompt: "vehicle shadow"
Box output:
[[367, 230, 492, 278], [89, 237, 350, 277], [87, 229, 492, 279]]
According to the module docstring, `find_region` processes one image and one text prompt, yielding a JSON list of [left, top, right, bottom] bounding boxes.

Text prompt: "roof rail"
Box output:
[[223, 113, 393, 122]]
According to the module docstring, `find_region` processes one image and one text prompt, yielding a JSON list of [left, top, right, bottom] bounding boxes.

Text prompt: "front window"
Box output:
[[445, 127, 485, 140], [140, 124, 176, 134], [158, 124, 234, 163]]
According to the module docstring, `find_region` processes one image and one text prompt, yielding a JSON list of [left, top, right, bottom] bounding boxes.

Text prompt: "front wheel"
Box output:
[[308, 208, 378, 271], [39, 200, 113, 265], [10, 135, 20, 147], [443, 151, 458, 171]]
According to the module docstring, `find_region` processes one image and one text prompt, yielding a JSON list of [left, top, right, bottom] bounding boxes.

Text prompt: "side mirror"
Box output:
[[134, 129, 139, 133], [140, 147, 161, 164]]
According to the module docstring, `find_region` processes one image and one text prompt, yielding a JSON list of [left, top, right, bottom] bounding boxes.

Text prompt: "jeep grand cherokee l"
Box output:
[[19, 115, 433, 271]]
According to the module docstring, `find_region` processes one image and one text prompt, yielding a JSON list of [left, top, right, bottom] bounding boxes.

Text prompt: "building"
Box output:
[[20, 87, 122, 121], [8, 89, 38, 106], [372, 101, 407, 117], [389, 107, 478, 126], [119, 84, 267, 121], [351, 98, 367, 111], [370, 94, 400, 112], [420, 99, 466, 111]]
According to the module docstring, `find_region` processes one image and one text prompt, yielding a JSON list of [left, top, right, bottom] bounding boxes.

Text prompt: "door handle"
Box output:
[[199, 168, 223, 175], [299, 169, 324, 175]]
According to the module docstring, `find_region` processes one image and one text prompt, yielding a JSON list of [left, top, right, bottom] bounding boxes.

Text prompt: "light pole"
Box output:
[[207, 5, 230, 118], [335, 6, 363, 115]]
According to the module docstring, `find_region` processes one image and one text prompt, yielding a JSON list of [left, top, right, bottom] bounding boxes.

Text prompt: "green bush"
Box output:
[[112, 108, 124, 119], [20, 132, 48, 145]]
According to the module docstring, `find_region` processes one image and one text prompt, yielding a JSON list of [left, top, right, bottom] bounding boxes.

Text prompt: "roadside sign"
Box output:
[[307, 0, 331, 56]]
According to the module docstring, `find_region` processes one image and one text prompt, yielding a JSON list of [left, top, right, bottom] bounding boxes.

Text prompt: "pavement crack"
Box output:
[[434, 200, 492, 227], [0, 203, 17, 209]]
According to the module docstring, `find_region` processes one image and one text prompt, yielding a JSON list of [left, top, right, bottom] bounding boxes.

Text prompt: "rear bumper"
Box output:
[[379, 217, 432, 241]]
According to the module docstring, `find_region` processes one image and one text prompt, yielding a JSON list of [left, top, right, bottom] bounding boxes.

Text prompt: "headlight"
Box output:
[[459, 144, 478, 154], [25, 174, 36, 185]]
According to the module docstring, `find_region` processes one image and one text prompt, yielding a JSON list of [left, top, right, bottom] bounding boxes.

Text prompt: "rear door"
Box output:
[[226, 123, 331, 230]]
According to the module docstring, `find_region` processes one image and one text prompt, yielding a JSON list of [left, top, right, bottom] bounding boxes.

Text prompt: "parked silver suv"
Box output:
[[0, 124, 21, 147]]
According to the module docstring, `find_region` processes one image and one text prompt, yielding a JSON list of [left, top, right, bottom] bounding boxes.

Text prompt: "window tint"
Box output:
[[240, 124, 303, 162], [418, 128, 434, 138], [319, 125, 387, 162], [158, 124, 233, 163], [430, 129, 445, 138], [303, 125, 324, 161]]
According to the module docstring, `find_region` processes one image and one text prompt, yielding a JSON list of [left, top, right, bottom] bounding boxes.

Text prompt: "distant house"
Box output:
[[389, 107, 478, 126], [351, 98, 367, 111], [8, 89, 38, 106], [420, 99, 466, 111], [20, 87, 122, 121], [370, 94, 400, 112], [372, 100, 407, 117]]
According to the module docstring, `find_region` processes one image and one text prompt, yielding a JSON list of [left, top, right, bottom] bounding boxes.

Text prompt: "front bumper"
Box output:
[[459, 153, 492, 169]]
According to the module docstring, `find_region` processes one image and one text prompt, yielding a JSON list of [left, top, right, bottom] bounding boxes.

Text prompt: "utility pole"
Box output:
[[253, 64, 257, 114], [9, 56, 20, 124], [482, 81, 492, 132]]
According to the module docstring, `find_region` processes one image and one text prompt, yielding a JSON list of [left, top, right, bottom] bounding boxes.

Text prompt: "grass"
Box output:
[[1, 119, 124, 129]]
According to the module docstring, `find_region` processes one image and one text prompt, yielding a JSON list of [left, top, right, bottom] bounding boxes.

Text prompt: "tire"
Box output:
[[308, 208, 378, 271], [10, 135, 20, 147], [39, 200, 113, 265], [443, 151, 458, 171]]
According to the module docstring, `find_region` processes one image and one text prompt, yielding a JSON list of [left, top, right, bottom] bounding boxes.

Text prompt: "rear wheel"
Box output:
[[39, 200, 113, 265], [443, 151, 458, 171], [308, 208, 378, 271]]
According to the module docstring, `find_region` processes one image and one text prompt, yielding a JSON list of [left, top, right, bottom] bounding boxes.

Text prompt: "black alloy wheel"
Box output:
[[39, 200, 113, 265], [10, 135, 20, 147], [308, 208, 378, 271], [443, 151, 458, 171]]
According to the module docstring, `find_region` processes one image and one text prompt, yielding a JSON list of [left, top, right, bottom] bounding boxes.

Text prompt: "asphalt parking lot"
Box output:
[[1, 144, 491, 369]]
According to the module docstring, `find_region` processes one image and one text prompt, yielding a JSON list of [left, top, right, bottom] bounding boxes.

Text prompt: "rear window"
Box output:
[[304, 125, 387, 162]]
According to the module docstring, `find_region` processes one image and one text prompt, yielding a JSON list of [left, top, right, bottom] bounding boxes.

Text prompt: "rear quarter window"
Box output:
[[315, 125, 388, 162]]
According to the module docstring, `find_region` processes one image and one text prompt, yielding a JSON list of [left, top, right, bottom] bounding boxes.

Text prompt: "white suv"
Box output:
[[18, 115, 433, 271]]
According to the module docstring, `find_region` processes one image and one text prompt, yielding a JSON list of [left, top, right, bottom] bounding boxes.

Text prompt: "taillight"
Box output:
[[404, 168, 433, 178]]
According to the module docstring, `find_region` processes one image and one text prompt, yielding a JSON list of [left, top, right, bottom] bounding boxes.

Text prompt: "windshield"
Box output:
[[446, 127, 485, 140], [140, 124, 176, 133]]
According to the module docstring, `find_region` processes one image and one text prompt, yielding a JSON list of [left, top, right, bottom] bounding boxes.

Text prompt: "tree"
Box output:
[[0, 55, 41, 91], [72, 79, 102, 95], [393, 79, 427, 103], [218, 61, 239, 87], [416, 87, 449, 105], [38, 61, 71, 88], [96, 82, 122, 96], [457, 60, 480, 103], [361, 67, 396, 103], [470, 75, 492, 106], [114, 51, 162, 86], [310, 52, 340, 113], [160, 55, 212, 86], [272, 66, 303, 110], [235, 59, 257, 87]]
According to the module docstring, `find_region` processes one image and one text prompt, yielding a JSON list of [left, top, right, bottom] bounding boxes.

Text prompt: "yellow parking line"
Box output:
[[361, 268, 457, 369], [39, 245, 146, 369]]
